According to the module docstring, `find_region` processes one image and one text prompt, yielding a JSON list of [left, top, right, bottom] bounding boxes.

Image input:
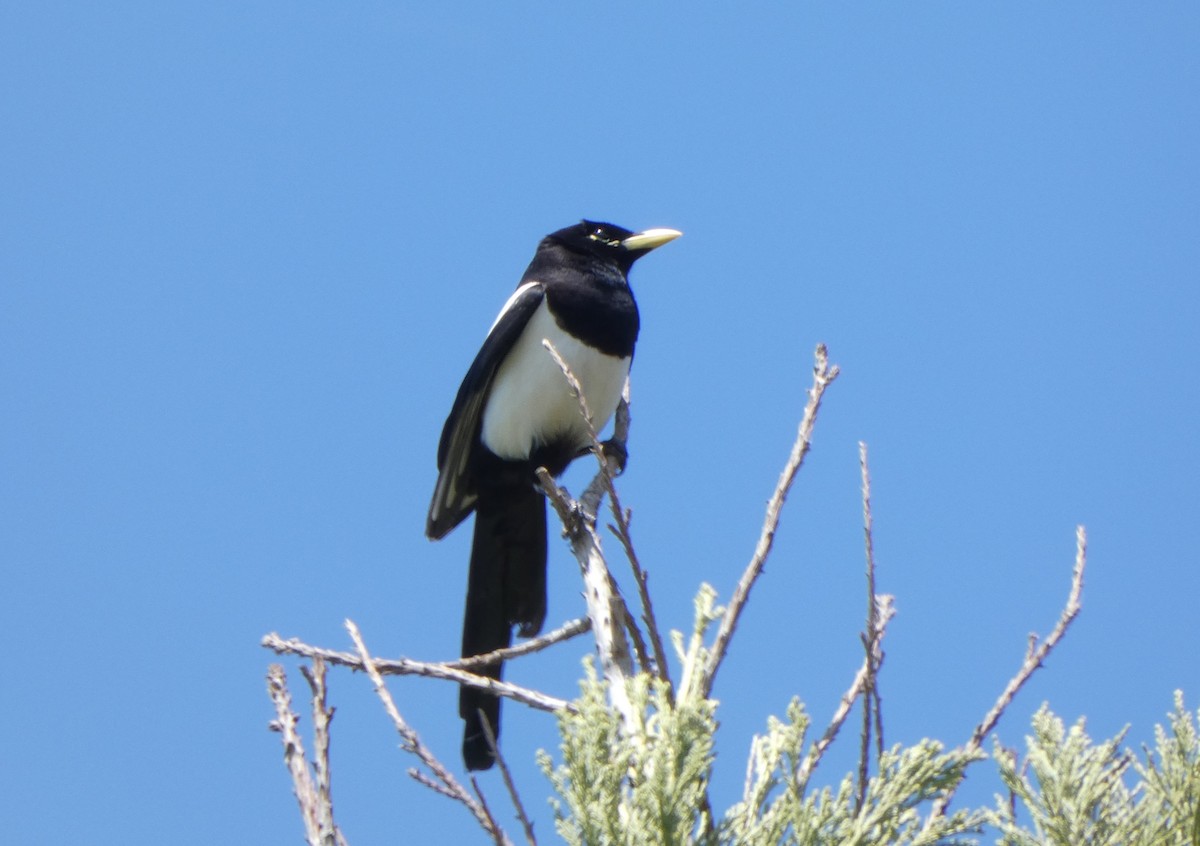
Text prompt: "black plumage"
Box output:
[[426, 220, 680, 770]]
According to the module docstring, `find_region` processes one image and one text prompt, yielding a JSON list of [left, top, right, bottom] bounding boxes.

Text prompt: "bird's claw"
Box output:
[[599, 438, 628, 475]]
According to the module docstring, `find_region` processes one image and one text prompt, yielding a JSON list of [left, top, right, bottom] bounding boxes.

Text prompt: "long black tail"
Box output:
[[460, 480, 547, 770]]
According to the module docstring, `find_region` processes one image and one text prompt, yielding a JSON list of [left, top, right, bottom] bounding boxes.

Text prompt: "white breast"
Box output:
[[481, 302, 630, 461]]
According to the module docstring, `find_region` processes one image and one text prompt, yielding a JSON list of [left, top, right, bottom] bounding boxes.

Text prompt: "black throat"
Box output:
[[522, 244, 640, 358]]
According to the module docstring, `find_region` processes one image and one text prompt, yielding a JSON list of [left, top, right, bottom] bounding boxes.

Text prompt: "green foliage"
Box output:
[[990, 707, 1138, 845], [539, 585, 1200, 846], [1138, 691, 1200, 846], [723, 699, 985, 846], [990, 693, 1200, 846], [537, 662, 717, 846], [538, 588, 721, 846], [539, 585, 984, 845], [537, 663, 626, 846]]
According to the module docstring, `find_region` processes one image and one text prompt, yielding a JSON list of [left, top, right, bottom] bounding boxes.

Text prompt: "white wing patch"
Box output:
[[489, 282, 541, 334], [481, 301, 631, 461]]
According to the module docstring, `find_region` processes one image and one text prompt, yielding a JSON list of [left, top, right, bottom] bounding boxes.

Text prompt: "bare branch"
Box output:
[[266, 663, 348, 846], [262, 632, 574, 714], [855, 442, 884, 812], [594, 389, 672, 688], [538, 343, 671, 690], [702, 344, 840, 697], [298, 659, 347, 846], [923, 526, 1088, 825], [599, 390, 671, 687], [536, 466, 637, 733], [607, 510, 671, 684], [408, 767, 462, 800], [450, 617, 592, 670], [263, 617, 589, 674], [619, 594, 654, 677], [796, 595, 896, 789], [344, 619, 514, 845], [468, 777, 510, 846], [967, 525, 1087, 750], [479, 711, 538, 846], [596, 399, 665, 682]]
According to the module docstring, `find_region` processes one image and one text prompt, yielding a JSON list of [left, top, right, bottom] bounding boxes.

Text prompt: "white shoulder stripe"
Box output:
[[488, 281, 541, 333]]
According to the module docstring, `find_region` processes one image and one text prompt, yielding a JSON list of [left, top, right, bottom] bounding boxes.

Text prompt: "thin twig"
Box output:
[[608, 512, 670, 685], [266, 663, 348, 846], [263, 632, 573, 714], [539, 344, 670, 689], [796, 595, 896, 789], [620, 597, 654, 676], [409, 768, 461, 801], [855, 442, 883, 813], [298, 659, 346, 846], [966, 525, 1087, 750], [923, 526, 1088, 825], [596, 398, 660, 681], [480, 711, 538, 846], [468, 777, 510, 846], [449, 617, 592, 670], [600, 390, 673, 689], [345, 619, 514, 846], [263, 617, 590, 673], [702, 344, 840, 697], [870, 665, 884, 772]]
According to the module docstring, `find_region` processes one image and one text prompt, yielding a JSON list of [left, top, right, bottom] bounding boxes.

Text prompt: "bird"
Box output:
[[426, 220, 681, 770]]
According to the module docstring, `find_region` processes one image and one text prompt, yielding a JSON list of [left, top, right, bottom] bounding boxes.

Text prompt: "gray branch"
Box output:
[[920, 525, 1088, 832], [345, 619, 514, 846], [538, 339, 639, 733], [701, 344, 840, 697], [266, 661, 349, 846]]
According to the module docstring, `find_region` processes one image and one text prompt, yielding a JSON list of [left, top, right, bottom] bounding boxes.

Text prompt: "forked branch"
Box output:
[[266, 660, 349, 846], [345, 620, 514, 846]]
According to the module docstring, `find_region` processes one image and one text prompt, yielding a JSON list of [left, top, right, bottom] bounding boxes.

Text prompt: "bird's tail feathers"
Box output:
[[459, 481, 547, 770]]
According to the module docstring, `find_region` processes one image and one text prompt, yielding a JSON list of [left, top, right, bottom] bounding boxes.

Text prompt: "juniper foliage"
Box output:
[[541, 588, 1199, 846]]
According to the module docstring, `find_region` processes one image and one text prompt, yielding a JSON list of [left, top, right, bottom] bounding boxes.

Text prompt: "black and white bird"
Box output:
[[426, 220, 680, 770]]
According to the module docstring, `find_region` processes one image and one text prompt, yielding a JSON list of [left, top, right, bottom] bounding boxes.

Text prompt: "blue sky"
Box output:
[[3, 3, 1197, 843]]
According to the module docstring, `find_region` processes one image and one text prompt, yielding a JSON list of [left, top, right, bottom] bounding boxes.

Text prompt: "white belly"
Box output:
[[481, 302, 630, 461]]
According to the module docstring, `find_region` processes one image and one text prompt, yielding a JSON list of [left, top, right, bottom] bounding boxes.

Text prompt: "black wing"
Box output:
[[426, 282, 545, 539]]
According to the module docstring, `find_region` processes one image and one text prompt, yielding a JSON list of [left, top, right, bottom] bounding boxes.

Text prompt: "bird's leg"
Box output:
[[598, 437, 628, 476]]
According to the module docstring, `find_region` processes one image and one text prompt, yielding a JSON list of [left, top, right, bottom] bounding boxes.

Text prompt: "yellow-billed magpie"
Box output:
[[426, 220, 680, 770]]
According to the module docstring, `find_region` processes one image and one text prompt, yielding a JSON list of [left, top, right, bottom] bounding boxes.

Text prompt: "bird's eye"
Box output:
[[587, 226, 620, 247]]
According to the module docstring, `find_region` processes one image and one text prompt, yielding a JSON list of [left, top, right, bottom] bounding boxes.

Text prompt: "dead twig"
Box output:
[[701, 344, 840, 697], [299, 659, 345, 846], [266, 661, 349, 846], [796, 595, 896, 789], [539, 343, 669, 687], [345, 619, 514, 846], [922, 526, 1088, 827], [538, 339, 660, 733], [262, 631, 574, 714], [536, 466, 637, 733], [479, 711, 538, 846], [593, 390, 673, 689], [263, 616, 590, 674], [855, 442, 885, 813]]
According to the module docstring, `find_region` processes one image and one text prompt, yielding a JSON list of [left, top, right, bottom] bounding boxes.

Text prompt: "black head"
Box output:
[[541, 220, 681, 275]]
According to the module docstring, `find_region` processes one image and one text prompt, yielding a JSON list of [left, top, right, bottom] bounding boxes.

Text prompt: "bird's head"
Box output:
[[544, 220, 682, 274]]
